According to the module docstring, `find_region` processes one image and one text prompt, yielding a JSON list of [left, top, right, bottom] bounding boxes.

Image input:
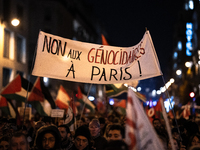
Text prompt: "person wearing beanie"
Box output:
[[33, 125, 61, 150], [71, 125, 95, 150], [89, 119, 107, 150], [58, 124, 73, 150]]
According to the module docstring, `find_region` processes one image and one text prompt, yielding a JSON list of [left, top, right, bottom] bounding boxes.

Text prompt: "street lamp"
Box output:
[[185, 61, 192, 68], [176, 69, 182, 75], [11, 18, 20, 26]]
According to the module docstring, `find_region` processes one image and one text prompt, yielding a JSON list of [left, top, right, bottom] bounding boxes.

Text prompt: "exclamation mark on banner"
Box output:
[[137, 61, 142, 77]]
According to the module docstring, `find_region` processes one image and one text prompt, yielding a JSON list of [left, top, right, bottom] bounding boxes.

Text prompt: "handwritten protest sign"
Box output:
[[32, 31, 162, 84]]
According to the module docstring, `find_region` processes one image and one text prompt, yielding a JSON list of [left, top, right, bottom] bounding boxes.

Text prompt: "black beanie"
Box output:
[[74, 126, 91, 141]]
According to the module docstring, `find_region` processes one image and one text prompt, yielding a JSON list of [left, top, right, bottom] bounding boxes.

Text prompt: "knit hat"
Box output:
[[89, 119, 100, 128], [74, 126, 91, 141]]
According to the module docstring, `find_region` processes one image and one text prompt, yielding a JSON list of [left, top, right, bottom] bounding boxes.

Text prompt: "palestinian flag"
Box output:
[[55, 85, 70, 111], [0, 96, 10, 116], [77, 86, 95, 113], [1, 74, 33, 102], [114, 99, 126, 115], [106, 84, 128, 99], [154, 97, 164, 120], [27, 77, 55, 116]]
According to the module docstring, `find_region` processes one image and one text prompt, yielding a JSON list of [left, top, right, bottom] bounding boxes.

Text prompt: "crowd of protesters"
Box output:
[[1, 110, 200, 150]]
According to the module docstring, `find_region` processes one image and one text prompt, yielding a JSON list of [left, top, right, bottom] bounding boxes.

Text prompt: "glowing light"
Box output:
[[88, 96, 95, 101], [189, 0, 194, 10], [43, 77, 48, 83], [11, 19, 20, 26], [156, 90, 161, 95], [152, 90, 156, 97], [185, 61, 192, 68], [170, 78, 175, 83], [137, 87, 141, 91], [109, 99, 114, 105], [189, 92, 195, 98], [176, 69, 182, 75]]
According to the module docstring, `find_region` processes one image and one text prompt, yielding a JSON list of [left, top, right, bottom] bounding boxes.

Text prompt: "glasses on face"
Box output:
[[42, 137, 55, 143]]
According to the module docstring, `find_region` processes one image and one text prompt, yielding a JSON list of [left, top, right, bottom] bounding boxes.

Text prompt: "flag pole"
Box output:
[[22, 30, 41, 128], [79, 84, 93, 127], [161, 75, 182, 142]]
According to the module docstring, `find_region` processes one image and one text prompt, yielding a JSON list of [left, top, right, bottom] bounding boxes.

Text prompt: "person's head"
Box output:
[[35, 125, 61, 150], [152, 118, 161, 130], [105, 140, 128, 150], [0, 136, 9, 150], [188, 133, 200, 148], [172, 128, 180, 140], [168, 138, 180, 150], [42, 117, 52, 126], [35, 121, 45, 133], [9, 132, 29, 150], [76, 117, 85, 128], [74, 126, 91, 150], [58, 124, 70, 141], [107, 124, 124, 141], [89, 119, 100, 137], [99, 117, 106, 129]]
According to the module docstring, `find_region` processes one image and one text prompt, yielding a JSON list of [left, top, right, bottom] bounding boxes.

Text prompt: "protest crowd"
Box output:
[[0, 108, 200, 150]]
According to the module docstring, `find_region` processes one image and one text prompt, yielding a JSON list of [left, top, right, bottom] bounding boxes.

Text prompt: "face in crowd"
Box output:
[[0, 140, 9, 150], [58, 126, 70, 141], [42, 133, 56, 150], [153, 119, 161, 130], [74, 135, 88, 150], [107, 129, 123, 141], [10, 133, 29, 150], [89, 119, 100, 137], [168, 138, 179, 150]]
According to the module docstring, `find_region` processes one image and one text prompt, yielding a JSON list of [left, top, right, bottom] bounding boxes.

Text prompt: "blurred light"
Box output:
[[153, 101, 157, 106], [189, 92, 195, 98], [170, 78, 175, 83], [43, 77, 48, 83], [11, 18, 20, 26], [178, 41, 182, 50], [176, 69, 182, 75], [152, 90, 156, 97], [198, 61, 200, 65], [124, 84, 128, 87], [109, 99, 114, 105], [157, 90, 161, 95], [130, 86, 137, 92], [189, 0, 194, 10], [173, 52, 178, 59], [185, 61, 192, 68], [164, 98, 175, 113], [137, 87, 141, 92], [88, 96, 95, 101]]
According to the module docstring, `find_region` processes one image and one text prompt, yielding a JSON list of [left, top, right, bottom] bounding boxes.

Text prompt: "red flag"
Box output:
[[145, 106, 154, 123], [55, 85, 70, 110], [154, 97, 164, 120], [101, 34, 109, 45]]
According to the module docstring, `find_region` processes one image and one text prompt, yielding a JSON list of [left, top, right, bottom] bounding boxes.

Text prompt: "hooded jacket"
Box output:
[[34, 125, 61, 150]]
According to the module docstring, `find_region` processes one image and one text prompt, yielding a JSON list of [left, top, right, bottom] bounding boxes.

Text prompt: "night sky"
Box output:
[[89, 0, 184, 77], [87, 0, 184, 91]]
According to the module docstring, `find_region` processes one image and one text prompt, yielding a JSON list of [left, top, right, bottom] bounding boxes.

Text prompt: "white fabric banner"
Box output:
[[32, 31, 162, 84], [126, 88, 164, 150]]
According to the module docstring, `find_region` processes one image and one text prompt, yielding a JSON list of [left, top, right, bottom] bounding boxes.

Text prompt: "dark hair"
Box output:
[[99, 117, 105, 124], [58, 124, 70, 134], [152, 118, 161, 124], [10, 132, 28, 145], [108, 124, 125, 138], [187, 133, 200, 148]]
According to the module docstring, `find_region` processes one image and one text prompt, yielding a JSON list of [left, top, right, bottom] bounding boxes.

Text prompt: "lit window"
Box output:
[[3, 29, 10, 58], [189, 0, 194, 10], [178, 41, 182, 50], [173, 52, 178, 59], [16, 35, 26, 63], [3, 68, 12, 87]]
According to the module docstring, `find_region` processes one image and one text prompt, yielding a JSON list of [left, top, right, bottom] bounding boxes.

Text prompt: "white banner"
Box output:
[[126, 88, 164, 150], [32, 31, 162, 84]]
